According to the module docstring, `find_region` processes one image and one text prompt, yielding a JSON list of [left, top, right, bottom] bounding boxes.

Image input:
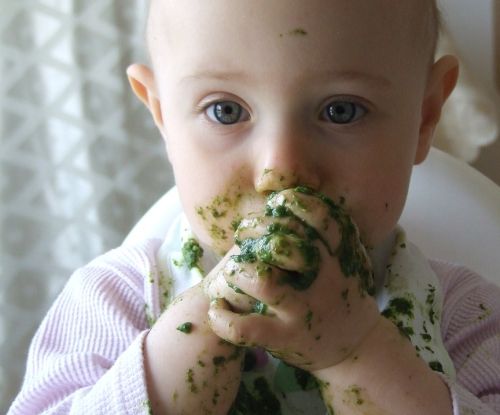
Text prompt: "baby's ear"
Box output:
[[415, 55, 459, 164], [127, 64, 164, 129]]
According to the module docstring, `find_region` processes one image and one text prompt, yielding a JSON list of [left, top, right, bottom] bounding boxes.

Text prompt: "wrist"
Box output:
[[312, 317, 452, 415], [312, 316, 403, 382]]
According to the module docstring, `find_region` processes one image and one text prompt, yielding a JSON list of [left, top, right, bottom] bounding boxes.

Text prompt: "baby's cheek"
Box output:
[[193, 191, 265, 255], [353, 200, 403, 248], [192, 208, 236, 256]]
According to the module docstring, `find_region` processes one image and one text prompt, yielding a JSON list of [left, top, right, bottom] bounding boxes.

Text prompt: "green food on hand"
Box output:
[[232, 186, 374, 294], [177, 322, 193, 334], [252, 300, 268, 315]]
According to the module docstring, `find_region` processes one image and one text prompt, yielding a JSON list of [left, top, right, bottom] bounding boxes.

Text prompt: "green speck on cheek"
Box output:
[[213, 355, 226, 366], [291, 28, 307, 35], [210, 224, 228, 240], [210, 207, 226, 218], [186, 368, 198, 393], [212, 389, 220, 406], [196, 206, 206, 220], [280, 27, 308, 37], [305, 309, 313, 330]]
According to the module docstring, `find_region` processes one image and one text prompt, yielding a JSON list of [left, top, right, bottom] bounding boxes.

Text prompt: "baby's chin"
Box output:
[[188, 196, 269, 255], [188, 216, 239, 257]]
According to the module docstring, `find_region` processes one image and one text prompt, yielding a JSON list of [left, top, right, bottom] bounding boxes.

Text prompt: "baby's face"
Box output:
[[149, 0, 433, 255]]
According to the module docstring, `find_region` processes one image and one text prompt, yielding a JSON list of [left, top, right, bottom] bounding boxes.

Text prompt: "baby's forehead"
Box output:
[[147, 0, 438, 67]]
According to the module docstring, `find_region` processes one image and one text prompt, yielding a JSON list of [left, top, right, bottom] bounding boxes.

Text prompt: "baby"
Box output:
[[8, 1, 500, 414]]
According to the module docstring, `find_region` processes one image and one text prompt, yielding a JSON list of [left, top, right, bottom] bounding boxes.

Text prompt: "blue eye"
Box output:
[[206, 101, 249, 125], [324, 101, 366, 124]]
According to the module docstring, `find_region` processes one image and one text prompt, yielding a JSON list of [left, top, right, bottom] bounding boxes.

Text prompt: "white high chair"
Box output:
[[124, 148, 500, 285]]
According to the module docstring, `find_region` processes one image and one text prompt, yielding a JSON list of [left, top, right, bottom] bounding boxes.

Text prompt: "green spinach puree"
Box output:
[[232, 186, 374, 295]]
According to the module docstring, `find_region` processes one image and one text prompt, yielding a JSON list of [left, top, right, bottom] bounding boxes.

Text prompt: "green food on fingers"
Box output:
[[293, 186, 374, 295], [232, 186, 374, 295]]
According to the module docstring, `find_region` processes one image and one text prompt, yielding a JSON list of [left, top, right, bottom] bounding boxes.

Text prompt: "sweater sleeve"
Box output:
[[7, 240, 162, 415], [431, 260, 500, 415]]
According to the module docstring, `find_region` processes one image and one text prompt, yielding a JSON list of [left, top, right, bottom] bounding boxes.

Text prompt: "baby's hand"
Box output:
[[207, 187, 383, 371], [144, 282, 243, 414]]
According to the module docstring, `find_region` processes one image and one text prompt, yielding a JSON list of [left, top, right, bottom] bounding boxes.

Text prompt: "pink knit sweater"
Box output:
[[7, 239, 500, 414]]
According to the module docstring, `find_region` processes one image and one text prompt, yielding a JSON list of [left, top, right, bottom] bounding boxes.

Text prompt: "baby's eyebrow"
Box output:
[[314, 70, 392, 89], [179, 70, 250, 85], [179, 69, 392, 89]]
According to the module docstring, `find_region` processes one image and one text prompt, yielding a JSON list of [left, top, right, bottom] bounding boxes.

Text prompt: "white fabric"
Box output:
[[376, 231, 455, 378]]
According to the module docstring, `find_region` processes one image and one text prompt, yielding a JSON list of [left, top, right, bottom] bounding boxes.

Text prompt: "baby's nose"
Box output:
[[251, 120, 322, 194], [255, 168, 300, 192]]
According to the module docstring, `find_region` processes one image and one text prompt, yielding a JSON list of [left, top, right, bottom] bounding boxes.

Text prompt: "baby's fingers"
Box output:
[[224, 259, 290, 309], [208, 298, 281, 348], [205, 268, 256, 313], [267, 188, 341, 252], [257, 233, 319, 274], [236, 215, 309, 241]]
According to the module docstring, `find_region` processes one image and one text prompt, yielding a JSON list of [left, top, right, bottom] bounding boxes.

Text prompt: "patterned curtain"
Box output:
[[0, 1, 172, 410]]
